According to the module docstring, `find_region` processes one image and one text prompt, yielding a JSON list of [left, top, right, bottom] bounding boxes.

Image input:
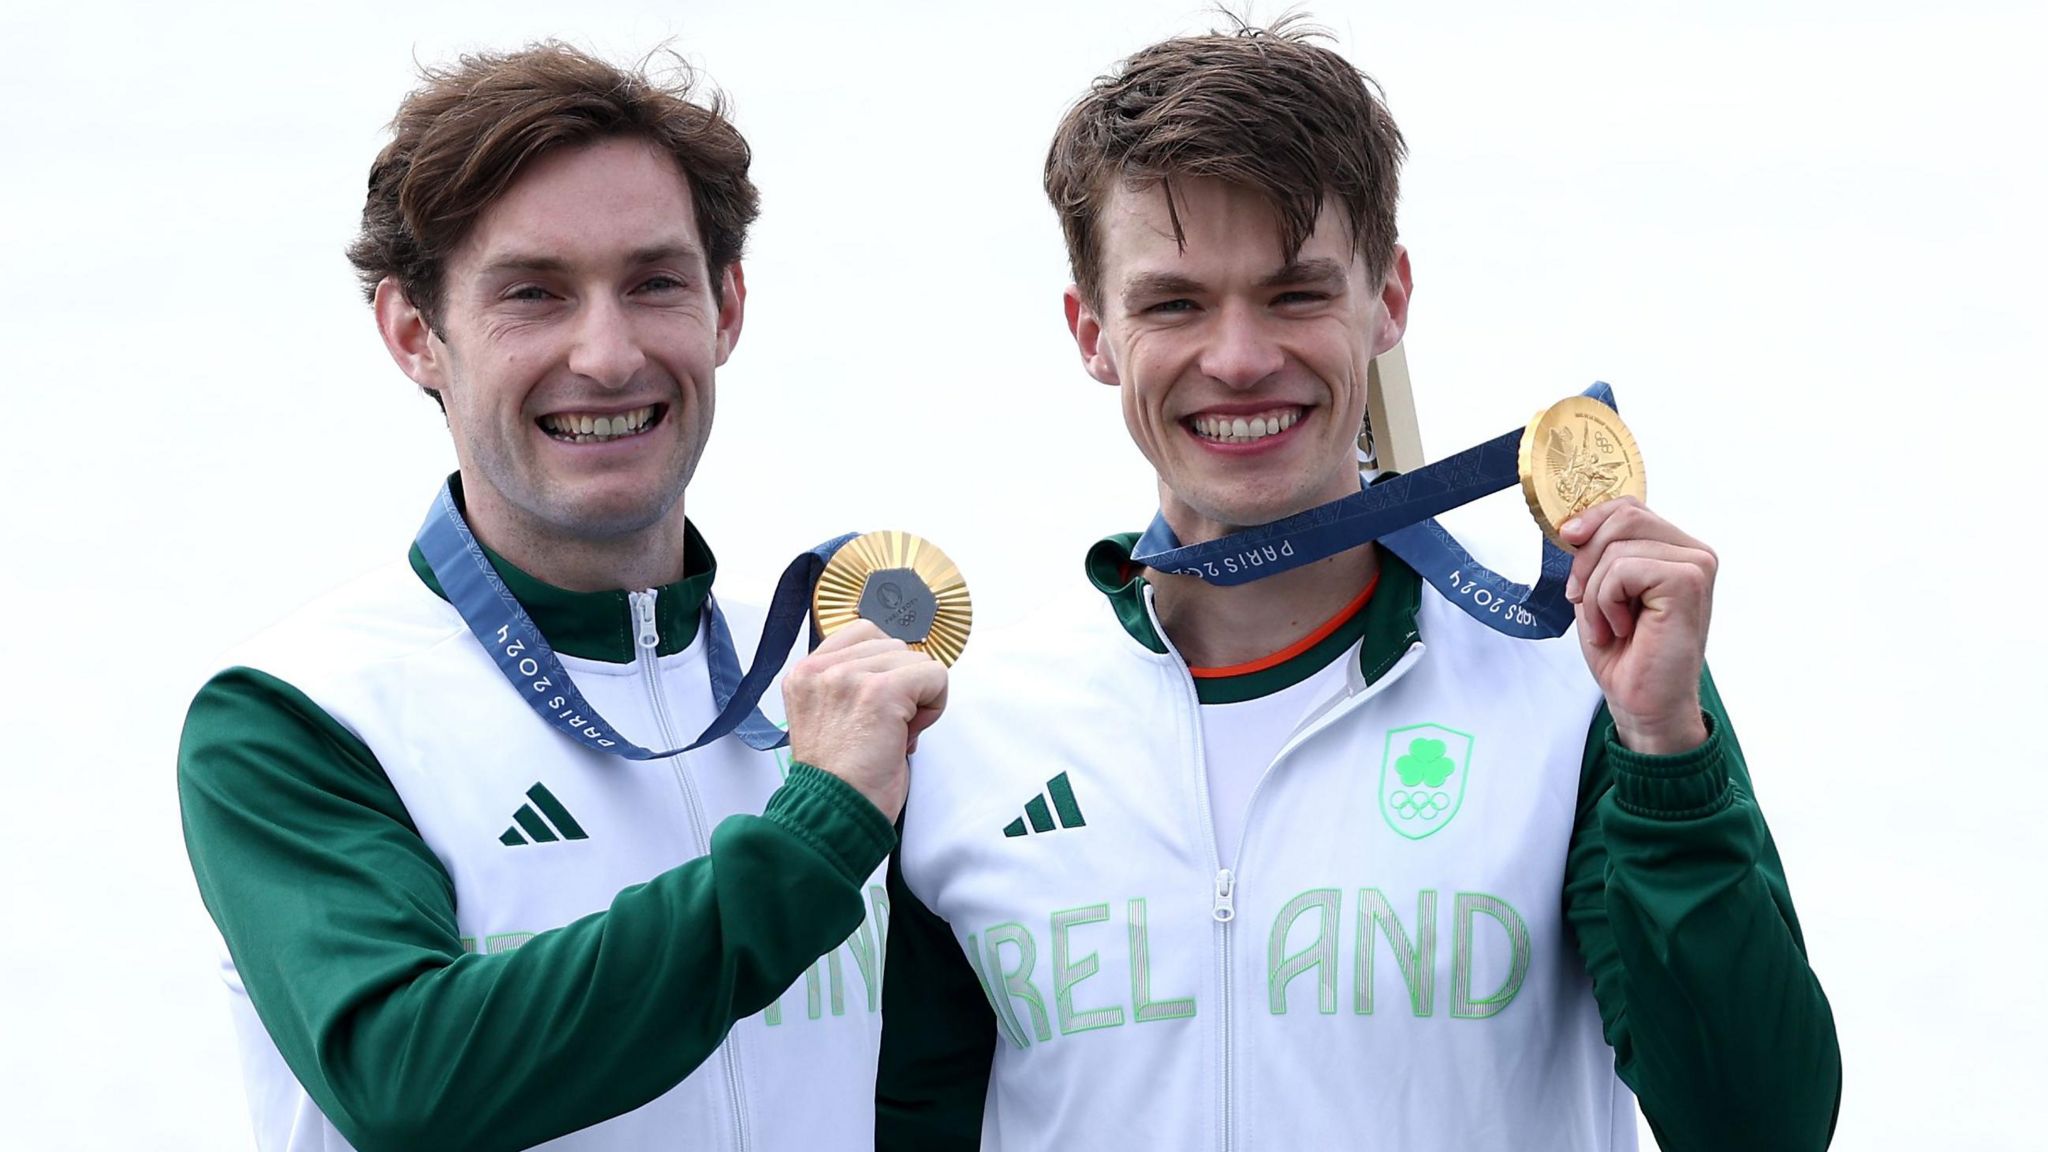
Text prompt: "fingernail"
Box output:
[[1561, 518, 1583, 537]]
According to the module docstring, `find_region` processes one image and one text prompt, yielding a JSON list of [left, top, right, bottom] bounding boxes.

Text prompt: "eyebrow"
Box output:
[[475, 242, 707, 279], [1259, 257, 1350, 289], [1120, 257, 1351, 308], [1120, 271, 1206, 308]]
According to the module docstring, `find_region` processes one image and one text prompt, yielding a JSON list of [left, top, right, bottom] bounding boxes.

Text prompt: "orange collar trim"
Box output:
[[1187, 571, 1382, 680]]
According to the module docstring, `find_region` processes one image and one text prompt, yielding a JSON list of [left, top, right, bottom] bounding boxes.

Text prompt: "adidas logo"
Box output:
[[1002, 772, 1088, 837], [499, 782, 590, 846]]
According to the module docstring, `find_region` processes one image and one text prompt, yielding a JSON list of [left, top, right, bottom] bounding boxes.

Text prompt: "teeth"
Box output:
[[1191, 408, 1300, 443], [542, 405, 658, 441]]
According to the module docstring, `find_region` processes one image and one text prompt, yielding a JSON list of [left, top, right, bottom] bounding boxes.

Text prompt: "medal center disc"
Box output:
[[856, 568, 938, 645]]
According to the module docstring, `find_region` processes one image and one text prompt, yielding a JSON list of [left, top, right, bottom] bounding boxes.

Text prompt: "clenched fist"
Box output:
[[780, 620, 949, 823], [1559, 497, 1715, 755]]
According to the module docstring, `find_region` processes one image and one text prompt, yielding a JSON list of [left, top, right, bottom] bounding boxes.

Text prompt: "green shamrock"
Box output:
[[1395, 738, 1456, 788]]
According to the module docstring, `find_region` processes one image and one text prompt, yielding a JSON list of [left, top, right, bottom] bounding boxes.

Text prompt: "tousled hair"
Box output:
[[347, 42, 759, 334], [1045, 13, 1406, 307]]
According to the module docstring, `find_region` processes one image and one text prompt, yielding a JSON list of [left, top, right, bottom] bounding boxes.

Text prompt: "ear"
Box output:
[[374, 278, 447, 397], [714, 262, 746, 365], [1064, 285, 1120, 387], [1371, 245, 1414, 357]]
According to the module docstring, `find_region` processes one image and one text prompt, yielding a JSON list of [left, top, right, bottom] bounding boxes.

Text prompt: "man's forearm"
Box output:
[[1565, 673, 1842, 1151], [181, 669, 894, 1151]]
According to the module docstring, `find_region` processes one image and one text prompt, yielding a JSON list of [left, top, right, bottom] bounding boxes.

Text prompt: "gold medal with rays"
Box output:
[[1518, 395, 1647, 544], [813, 531, 973, 666]]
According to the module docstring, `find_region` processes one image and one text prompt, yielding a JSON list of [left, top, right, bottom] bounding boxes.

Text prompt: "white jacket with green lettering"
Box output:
[[891, 552, 1633, 1151]]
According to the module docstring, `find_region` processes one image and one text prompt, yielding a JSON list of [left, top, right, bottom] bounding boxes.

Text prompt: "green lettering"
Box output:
[[801, 951, 848, 1019], [964, 932, 1026, 1049], [1129, 898, 1196, 1023], [484, 932, 534, 955], [1452, 892, 1530, 1019], [1268, 889, 1341, 1015], [1052, 904, 1125, 1035], [1356, 888, 1436, 1017], [868, 884, 891, 977], [985, 922, 1053, 1043], [846, 915, 881, 1012]]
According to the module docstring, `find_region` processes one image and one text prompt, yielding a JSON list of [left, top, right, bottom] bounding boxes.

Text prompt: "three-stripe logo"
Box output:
[[500, 782, 590, 846], [1002, 771, 1087, 837]]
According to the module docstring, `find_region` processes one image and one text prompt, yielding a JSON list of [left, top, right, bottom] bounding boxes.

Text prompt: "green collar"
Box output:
[[1085, 533, 1422, 704], [408, 476, 717, 663]]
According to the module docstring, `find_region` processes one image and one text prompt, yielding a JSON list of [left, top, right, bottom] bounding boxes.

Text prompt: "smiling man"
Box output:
[[177, 45, 945, 1151], [876, 18, 1841, 1152]]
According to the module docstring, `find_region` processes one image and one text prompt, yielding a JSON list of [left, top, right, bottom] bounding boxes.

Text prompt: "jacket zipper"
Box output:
[[1149, 590, 1237, 1152], [631, 590, 751, 1152], [1146, 587, 1424, 1152], [1212, 863, 1236, 1152]]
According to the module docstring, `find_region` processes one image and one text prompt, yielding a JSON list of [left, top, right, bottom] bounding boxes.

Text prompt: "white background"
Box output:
[[2, 0, 2042, 1147]]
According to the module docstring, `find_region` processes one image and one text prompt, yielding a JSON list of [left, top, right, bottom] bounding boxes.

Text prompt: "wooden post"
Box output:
[[1365, 341, 1424, 473]]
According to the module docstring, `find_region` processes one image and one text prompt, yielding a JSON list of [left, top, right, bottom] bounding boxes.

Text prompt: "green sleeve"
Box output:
[[874, 840, 993, 1150], [177, 667, 895, 1152], [1564, 666, 1842, 1151]]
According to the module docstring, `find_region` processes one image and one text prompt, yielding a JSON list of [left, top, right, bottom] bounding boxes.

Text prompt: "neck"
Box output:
[[1149, 541, 1380, 668], [463, 489, 689, 594]]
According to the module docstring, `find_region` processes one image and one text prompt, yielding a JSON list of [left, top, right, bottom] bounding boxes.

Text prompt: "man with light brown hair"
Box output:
[[877, 16, 1839, 1151], [179, 42, 944, 1151]]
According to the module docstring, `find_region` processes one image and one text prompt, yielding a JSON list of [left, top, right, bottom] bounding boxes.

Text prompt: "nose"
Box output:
[[1198, 301, 1285, 391], [565, 295, 648, 389]]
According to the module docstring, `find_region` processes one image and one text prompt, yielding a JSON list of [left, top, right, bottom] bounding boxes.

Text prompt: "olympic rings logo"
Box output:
[[1388, 790, 1451, 821]]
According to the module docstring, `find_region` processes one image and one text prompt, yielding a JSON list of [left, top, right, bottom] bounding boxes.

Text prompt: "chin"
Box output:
[[1187, 485, 1322, 532], [536, 488, 678, 540]]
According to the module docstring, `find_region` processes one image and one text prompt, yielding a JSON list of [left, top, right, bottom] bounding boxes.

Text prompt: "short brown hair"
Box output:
[[1044, 14, 1406, 308], [347, 42, 759, 333]]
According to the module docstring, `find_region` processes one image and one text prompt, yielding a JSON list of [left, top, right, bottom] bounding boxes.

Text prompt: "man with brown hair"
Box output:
[[178, 43, 945, 1151], [877, 17, 1839, 1151]]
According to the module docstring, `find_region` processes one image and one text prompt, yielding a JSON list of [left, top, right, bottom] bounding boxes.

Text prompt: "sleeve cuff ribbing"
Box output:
[[1607, 710, 1734, 819], [762, 763, 896, 883]]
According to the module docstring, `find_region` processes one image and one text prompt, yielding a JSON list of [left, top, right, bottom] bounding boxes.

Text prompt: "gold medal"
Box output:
[[1518, 395, 1646, 543], [812, 531, 973, 666]]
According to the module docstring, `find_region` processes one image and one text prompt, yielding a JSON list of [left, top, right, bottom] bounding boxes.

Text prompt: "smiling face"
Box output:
[[379, 135, 743, 567], [1067, 177, 1409, 545]]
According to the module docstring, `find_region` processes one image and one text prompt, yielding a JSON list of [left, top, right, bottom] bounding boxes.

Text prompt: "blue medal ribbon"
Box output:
[[414, 479, 851, 756], [1131, 382, 1616, 639]]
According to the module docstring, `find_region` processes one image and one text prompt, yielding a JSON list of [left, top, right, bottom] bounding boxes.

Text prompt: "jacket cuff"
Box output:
[[1606, 710, 1733, 819], [763, 763, 897, 883]]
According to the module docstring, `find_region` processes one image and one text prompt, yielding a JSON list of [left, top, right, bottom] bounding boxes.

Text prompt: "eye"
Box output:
[[635, 274, 689, 295], [1144, 298, 1197, 315], [503, 284, 554, 303], [1273, 290, 1329, 306]]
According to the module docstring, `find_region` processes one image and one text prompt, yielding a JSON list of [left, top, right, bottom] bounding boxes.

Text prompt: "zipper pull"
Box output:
[[633, 590, 659, 650], [1213, 869, 1236, 923]]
